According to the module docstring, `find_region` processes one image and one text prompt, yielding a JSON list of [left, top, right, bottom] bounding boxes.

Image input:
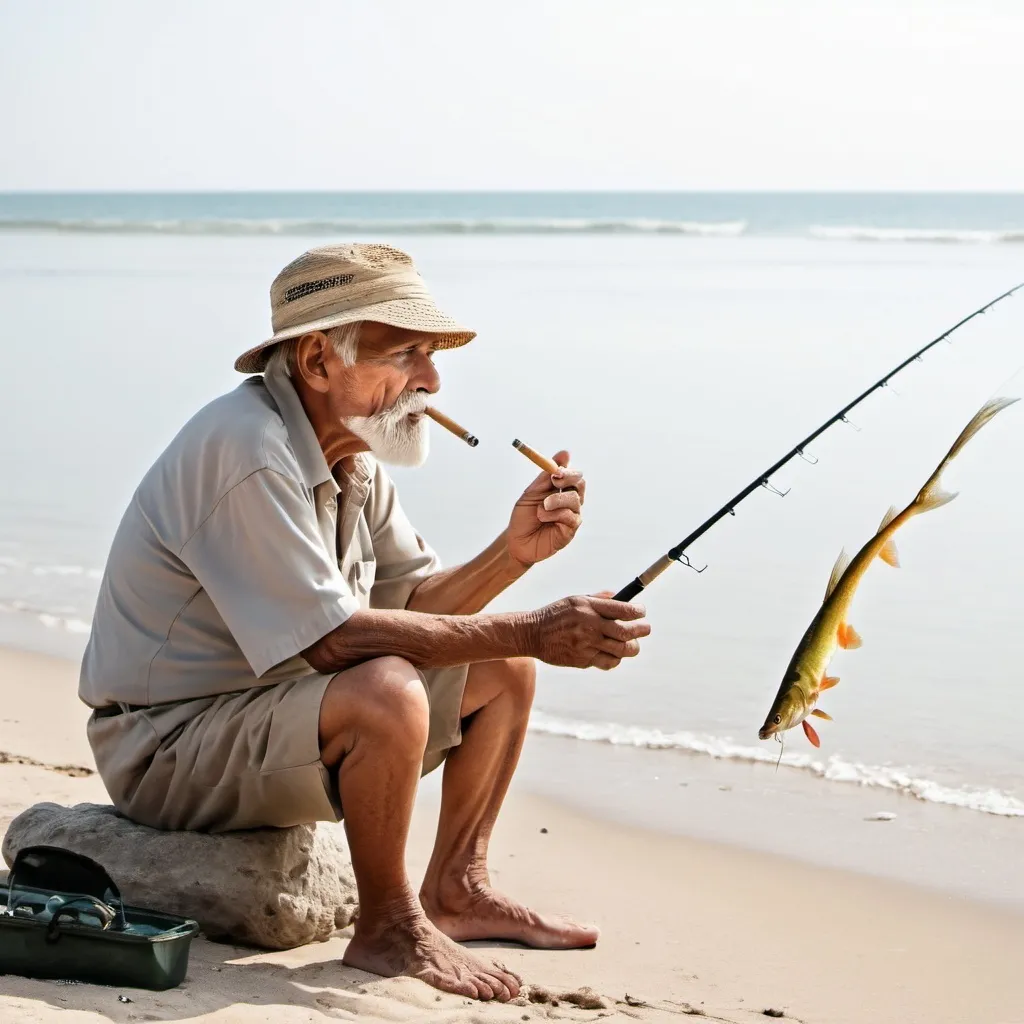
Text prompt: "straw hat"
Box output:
[[234, 243, 476, 373]]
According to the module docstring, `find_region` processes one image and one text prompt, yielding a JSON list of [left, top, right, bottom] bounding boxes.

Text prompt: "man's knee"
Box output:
[[498, 657, 536, 709], [322, 655, 430, 755]]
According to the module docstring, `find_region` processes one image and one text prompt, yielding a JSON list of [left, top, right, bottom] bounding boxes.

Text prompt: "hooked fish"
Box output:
[[758, 396, 1018, 748]]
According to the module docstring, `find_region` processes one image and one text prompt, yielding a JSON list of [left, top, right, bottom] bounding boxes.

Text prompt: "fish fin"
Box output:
[[917, 488, 958, 514], [838, 623, 863, 650], [820, 675, 840, 690], [878, 538, 900, 568], [824, 549, 851, 601], [811, 708, 833, 721], [802, 719, 821, 747], [877, 504, 899, 532], [913, 397, 1019, 515]]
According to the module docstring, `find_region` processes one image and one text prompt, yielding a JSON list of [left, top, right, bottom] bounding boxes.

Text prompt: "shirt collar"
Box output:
[[262, 367, 337, 495]]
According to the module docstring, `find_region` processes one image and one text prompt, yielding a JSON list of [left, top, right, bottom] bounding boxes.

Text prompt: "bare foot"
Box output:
[[343, 909, 522, 1001], [421, 884, 600, 949]]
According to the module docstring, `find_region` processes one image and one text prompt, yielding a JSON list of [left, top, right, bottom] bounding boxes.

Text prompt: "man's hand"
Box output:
[[506, 450, 585, 568], [521, 594, 650, 671]]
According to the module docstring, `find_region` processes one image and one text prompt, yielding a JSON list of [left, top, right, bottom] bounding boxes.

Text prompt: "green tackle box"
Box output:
[[0, 845, 200, 990]]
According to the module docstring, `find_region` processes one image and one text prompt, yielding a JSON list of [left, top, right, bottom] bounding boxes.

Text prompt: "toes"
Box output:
[[490, 963, 522, 997], [461, 975, 482, 1000], [472, 974, 496, 1001], [551, 915, 600, 946], [480, 971, 513, 1002], [421, 968, 479, 1000]]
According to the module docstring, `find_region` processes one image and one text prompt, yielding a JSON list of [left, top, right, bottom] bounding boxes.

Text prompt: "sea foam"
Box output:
[[809, 224, 1024, 244], [528, 711, 1024, 818], [0, 216, 748, 237]]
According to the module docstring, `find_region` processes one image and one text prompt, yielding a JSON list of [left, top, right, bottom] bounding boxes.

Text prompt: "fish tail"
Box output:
[[911, 397, 1018, 517]]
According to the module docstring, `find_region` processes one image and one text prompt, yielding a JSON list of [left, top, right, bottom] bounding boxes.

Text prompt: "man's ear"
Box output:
[[293, 332, 331, 394]]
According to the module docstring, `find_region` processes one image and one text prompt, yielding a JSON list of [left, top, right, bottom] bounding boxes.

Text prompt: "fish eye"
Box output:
[[773, 714, 782, 725]]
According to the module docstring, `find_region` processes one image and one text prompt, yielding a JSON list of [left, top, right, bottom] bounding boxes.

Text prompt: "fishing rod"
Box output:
[[613, 281, 1024, 603]]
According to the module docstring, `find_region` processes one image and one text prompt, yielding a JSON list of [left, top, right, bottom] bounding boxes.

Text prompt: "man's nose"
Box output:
[[410, 352, 440, 395]]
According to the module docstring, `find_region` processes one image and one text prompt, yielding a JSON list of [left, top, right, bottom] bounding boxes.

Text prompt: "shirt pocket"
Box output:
[[350, 559, 377, 608]]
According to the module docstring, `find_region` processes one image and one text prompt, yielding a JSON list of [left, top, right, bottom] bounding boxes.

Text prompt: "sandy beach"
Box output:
[[2, 646, 1023, 1024]]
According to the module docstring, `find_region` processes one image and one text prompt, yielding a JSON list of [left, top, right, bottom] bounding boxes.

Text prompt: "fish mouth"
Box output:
[[758, 724, 776, 741]]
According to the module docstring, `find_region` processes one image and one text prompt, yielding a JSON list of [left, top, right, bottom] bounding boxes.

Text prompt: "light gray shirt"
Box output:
[[79, 368, 440, 708]]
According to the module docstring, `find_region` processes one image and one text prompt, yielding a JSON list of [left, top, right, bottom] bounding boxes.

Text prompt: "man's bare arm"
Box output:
[[405, 531, 527, 616], [303, 607, 525, 674], [301, 596, 650, 676]]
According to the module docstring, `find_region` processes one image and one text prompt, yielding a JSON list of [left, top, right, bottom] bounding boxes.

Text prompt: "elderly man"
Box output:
[[80, 244, 650, 1002]]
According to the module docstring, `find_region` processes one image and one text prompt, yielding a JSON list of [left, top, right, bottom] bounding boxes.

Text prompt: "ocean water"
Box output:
[[4, 190, 1024, 241], [2, 192, 1024, 836]]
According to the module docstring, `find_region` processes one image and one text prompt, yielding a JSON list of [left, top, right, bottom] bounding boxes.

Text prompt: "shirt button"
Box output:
[[325, 497, 337, 511]]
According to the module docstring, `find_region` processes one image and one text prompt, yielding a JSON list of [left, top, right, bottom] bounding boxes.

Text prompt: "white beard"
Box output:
[[344, 390, 430, 467]]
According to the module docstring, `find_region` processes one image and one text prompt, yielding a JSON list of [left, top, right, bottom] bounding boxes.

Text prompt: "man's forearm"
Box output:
[[302, 606, 536, 675], [405, 531, 528, 615]]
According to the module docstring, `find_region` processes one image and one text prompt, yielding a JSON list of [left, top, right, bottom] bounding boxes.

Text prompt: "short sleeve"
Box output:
[[181, 468, 360, 677], [367, 467, 441, 611]]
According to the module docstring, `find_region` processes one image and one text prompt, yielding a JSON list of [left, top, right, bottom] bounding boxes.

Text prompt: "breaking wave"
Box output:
[[0, 599, 92, 635], [0, 557, 102, 581], [810, 224, 1024, 244], [0, 216, 748, 237], [528, 711, 1024, 818]]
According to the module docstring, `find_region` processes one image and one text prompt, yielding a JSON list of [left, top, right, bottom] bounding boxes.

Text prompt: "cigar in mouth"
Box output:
[[425, 406, 479, 447], [511, 438, 560, 475]]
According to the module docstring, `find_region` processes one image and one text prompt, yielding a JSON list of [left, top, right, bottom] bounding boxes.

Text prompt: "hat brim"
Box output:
[[234, 297, 476, 373]]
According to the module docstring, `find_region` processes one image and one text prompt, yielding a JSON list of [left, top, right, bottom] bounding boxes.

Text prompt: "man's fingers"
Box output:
[[537, 508, 581, 530], [543, 490, 581, 513], [597, 637, 641, 659], [554, 467, 584, 494], [550, 452, 585, 503], [591, 652, 622, 671], [587, 597, 647, 620], [601, 618, 652, 642]]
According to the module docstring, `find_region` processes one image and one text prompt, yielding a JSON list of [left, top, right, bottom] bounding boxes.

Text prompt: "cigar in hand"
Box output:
[[511, 438, 560, 475]]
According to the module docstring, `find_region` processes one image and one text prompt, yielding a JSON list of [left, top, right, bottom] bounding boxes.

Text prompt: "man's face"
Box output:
[[325, 322, 441, 467]]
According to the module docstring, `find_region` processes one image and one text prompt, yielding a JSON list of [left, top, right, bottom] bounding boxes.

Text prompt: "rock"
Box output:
[[2, 802, 358, 950]]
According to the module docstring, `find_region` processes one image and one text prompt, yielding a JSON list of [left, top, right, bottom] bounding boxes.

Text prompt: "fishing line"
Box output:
[[613, 281, 1024, 602]]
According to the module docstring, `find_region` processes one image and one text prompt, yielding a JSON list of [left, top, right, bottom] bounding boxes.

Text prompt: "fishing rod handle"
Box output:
[[613, 553, 676, 602], [613, 578, 645, 602]]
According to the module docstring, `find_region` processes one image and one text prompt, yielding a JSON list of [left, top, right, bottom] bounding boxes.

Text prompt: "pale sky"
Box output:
[[2, 0, 1022, 192]]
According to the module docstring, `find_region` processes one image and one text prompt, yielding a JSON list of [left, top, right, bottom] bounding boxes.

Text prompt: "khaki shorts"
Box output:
[[86, 665, 469, 833]]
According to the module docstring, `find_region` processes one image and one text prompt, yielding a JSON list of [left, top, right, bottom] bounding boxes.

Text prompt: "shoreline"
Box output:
[[2, 644, 1024, 1022], [2, 642, 1020, 909]]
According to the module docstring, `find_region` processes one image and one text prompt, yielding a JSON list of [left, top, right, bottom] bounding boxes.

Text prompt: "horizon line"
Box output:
[[3, 187, 1024, 197]]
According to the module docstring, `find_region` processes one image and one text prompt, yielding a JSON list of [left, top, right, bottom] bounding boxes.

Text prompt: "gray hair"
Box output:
[[264, 321, 362, 377]]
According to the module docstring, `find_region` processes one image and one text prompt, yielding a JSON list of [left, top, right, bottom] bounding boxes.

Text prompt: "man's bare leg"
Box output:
[[319, 656, 520, 1001], [419, 658, 599, 948]]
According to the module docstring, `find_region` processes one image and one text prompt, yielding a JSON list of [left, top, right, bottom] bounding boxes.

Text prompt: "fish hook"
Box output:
[[774, 734, 785, 773]]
